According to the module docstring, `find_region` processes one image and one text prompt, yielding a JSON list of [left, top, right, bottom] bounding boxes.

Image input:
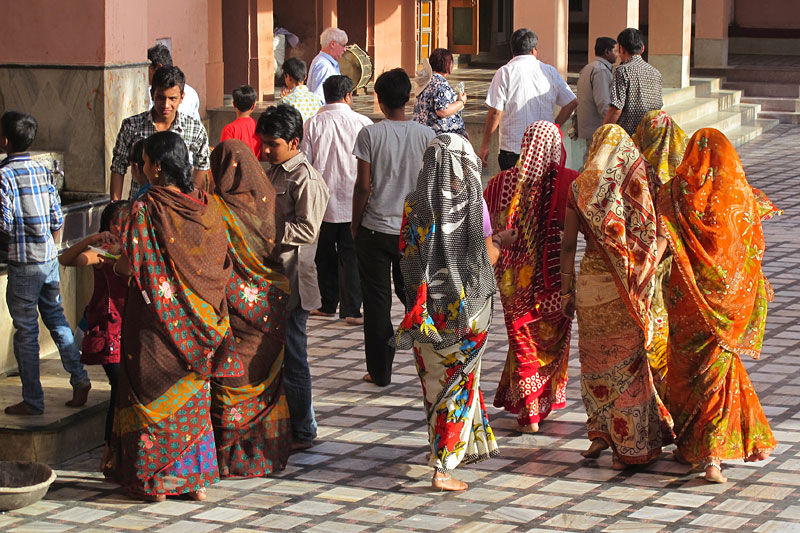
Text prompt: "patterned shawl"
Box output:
[[395, 134, 496, 350], [123, 186, 241, 377], [484, 121, 576, 329], [572, 124, 658, 345], [658, 128, 780, 359], [632, 110, 688, 190], [210, 139, 290, 339]]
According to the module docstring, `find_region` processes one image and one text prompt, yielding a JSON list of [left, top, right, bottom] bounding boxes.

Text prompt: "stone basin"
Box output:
[[0, 461, 57, 511]]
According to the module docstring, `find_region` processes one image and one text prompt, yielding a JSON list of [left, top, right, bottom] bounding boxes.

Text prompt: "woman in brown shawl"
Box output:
[[208, 139, 292, 477], [105, 131, 239, 501]]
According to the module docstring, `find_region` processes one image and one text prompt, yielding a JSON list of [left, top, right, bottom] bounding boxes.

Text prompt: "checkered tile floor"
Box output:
[[3, 126, 800, 532]]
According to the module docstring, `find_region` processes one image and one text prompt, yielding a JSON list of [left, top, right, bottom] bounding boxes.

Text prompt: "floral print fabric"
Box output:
[[413, 73, 466, 135], [659, 128, 779, 463]]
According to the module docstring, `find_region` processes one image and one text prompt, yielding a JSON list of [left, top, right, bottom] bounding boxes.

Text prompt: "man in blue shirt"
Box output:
[[307, 27, 348, 104]]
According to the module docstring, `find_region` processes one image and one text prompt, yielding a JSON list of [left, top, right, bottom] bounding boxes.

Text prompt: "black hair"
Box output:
[[256, 104, 304, 143], [232, 85, 258, 111], [0, 111, 38, 153], [595, 37, 617, 57], [143, 131, 194, 193], [147, 43, 173, 68], [129, 138, 145, 167], [617, 28, 644, 55], [374, 68, 411, 110], [151, 65, 185, 94], [99, 200, 131, 232], [429, 48, 454, 74], [511, 28, 538, 56], [323, 75, 354, 104], [282, 57, 307, 83]]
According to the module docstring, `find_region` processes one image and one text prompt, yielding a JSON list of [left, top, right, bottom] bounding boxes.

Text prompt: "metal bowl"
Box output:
[[0, 461, 57, 511]]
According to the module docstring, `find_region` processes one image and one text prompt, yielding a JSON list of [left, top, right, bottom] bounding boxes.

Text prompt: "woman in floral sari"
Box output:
[[632, 110, 689, 397], [560, 124, 673, 468], [105, 132, 240, 501], [209, 139, 292, 477], [484, 121, 577, 433], [395, 134, 500, 491], [658, 128, 778, 482]]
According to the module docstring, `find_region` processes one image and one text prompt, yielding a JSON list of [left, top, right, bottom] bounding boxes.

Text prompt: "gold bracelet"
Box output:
[[112, 260, 128, 278]]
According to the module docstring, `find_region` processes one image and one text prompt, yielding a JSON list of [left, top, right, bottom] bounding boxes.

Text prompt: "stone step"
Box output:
[[741, 96, 800, 112], [723, 118, 782, 148], [679, 104, 762, 139], [0, 359, 108, 464], [663, 97, 721, 127], [722, 81, 800, 98], [756, 111, 800, 124], [694, 66, 800, 85]]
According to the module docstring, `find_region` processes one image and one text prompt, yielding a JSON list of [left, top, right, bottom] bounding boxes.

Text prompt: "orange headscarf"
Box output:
[[658, 128, 779, 358]]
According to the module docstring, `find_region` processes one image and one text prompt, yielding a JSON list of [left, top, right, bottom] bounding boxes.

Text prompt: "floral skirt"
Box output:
[[576, 251, 673, 464], [414, 297, 499, 473], [646, 255, 672, 398]]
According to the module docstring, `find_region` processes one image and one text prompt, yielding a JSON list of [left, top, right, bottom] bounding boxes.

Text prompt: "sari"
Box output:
[[632, 110, 689, 397], [105, 186, 240, 497], [484, 121, 576, 426], [571, 124, 673, 464], [209, 140, 292, 477], [659, 128, 779, 465], [395, 134, 498, 473]]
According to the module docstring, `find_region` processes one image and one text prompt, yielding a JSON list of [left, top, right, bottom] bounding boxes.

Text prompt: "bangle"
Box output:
[[560, 289, 573, 296], [491, 234, 502, 247], [560, 270, 574, 275], [112, 260, 128, 278]]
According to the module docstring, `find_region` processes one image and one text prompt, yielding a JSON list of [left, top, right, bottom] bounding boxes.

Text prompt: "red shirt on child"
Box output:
[[220, 116, 262, 158]]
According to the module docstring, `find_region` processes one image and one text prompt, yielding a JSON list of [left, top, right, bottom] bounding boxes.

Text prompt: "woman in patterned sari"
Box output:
[[105, 132, 239, 501], [658, 128, 778, 482], [560, 124, 673, 468], [208, 139, 292, 477], [484, 121, 577, 433], [395, 134, 500, 491], [632, 110, 689, 396]]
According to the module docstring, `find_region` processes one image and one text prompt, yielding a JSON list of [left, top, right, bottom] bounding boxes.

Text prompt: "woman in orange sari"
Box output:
[[632, 110, 689, 397], [484, 121, 576, 433], [658, 128, 778, 482], [561, 124, 673, 468]]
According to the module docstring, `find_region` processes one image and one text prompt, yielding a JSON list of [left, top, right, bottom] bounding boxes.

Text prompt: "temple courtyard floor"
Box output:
[[2, 125, 800, 532]]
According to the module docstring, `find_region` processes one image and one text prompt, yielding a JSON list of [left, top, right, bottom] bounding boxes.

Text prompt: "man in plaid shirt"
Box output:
[[0, 110, 90, 415], [109, 66, 210, 200]]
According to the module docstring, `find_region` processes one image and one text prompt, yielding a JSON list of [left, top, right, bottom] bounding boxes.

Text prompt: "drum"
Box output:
[[339, 44, 373, 92]]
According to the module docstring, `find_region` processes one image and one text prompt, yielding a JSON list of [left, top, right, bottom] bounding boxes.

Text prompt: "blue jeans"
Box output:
[[6, 259, 89, 413], [284, 304, 317, 444]]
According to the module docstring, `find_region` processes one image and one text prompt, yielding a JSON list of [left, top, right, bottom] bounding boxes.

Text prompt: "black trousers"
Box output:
[[102, 362, 119, 443], [354, 226, 406, 386], [498, 149, 520, 171], [315, 221, 362, 318]]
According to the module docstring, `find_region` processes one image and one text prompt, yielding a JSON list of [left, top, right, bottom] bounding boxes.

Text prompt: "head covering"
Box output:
[[484, 121, 570, 328], [632, 110, 688, 189], [658, 128, 780, 358], [395, 134, 495, 350], [572, 124, 658, 344]]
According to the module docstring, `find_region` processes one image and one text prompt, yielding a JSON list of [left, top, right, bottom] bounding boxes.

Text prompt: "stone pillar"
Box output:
[[321, 0, 337, 29], [648, 0, 691, 88], [514, 0, 569, 79], [249, 0, 275, 101], [588, 0, 638, 63], [695, 0, 730, 67], [206, 0, 224, 111]]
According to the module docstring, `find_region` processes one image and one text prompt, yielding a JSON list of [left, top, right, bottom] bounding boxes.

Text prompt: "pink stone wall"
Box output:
[[373, 0, 417, 77], [735, 1, 800, 29]]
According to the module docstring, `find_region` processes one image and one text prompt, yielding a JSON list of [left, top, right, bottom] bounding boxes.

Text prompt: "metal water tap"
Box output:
[[52, 159, 65, 191]]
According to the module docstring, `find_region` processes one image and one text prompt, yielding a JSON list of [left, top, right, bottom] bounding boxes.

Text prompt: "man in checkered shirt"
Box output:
[[0, 110, 91, 416], [109, 66, 210, 200], [603, 27, 663, 136]]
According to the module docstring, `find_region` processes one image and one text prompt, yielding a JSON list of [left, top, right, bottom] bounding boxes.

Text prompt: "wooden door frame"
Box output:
[[448, 0, 480, 55]]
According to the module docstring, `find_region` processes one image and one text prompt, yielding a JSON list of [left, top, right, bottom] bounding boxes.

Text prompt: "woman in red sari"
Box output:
[[484, 121, 577, 433], [208, 139, 292, 477], [105, 132, 239, 501], [658, 128, 778, 482]]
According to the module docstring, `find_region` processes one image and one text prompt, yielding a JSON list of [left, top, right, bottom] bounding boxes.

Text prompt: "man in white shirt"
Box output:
[[147, 43, 201, 120], [303, 75, 372, 325], [577, 37, 617, 157], [307, 28, 348, 104], [479, 28, 578, 170]]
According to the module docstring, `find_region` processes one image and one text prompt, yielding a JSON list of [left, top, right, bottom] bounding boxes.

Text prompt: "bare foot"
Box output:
[[99, 444, 112, 472], [128, 490, 165, 502], [672, 449, 691, 465], [362, 373, 374, 383], [186, 488, 207, 501], [611, 457, 627, 470], [432, 473, 467, 491], [516, 423, 539, 434], [581, 438, 609, 458], [745, 451, 771, 462], [704, 462, 727, 483]]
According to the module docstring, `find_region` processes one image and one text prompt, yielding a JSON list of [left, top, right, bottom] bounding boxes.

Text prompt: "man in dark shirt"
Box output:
[[603, 28, 663, 136]]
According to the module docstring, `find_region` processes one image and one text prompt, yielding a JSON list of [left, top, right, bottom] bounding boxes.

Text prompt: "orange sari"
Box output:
[[659, 128, 779, 465]]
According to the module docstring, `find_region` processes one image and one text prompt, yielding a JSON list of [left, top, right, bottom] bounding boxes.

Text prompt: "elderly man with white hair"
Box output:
[[308, 27, 348, 104]]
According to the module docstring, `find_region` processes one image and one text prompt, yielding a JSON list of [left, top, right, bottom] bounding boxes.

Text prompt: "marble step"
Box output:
[[756, 111, 800, 124], [741, 96, 800, 112], [694, 66, 800, 85], [723, 81, 800, 98], [723, 118, 781, 148], [679, 104, 763, 139]]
